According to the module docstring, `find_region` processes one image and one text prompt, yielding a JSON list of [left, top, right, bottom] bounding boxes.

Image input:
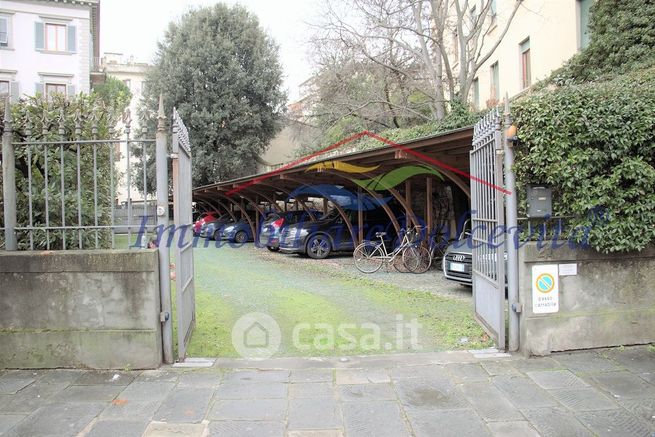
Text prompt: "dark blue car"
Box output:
[[219, 219, 253, 243]]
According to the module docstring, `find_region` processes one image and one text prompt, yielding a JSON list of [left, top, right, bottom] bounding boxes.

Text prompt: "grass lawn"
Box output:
[[113, 234, 493, 357]]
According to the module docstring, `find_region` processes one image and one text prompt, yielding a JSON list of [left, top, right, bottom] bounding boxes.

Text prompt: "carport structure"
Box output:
[[192, 127, 474, 244]]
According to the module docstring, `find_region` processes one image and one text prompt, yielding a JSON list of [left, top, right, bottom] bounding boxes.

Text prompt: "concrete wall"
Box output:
[[518, 242, 655, 356], [0, 250, 162, 369]]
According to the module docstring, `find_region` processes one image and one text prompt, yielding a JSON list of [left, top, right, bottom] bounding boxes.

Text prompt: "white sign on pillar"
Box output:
[[532, 264, 559, 314]]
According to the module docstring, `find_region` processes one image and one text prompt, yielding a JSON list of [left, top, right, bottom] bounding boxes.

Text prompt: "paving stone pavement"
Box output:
[[0, 346, 653, 436]]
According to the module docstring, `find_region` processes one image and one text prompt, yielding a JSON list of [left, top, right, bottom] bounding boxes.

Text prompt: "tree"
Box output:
[[92, 76, 132, 118], [140, 4, 286, 186], [311, 0, 521, 120]]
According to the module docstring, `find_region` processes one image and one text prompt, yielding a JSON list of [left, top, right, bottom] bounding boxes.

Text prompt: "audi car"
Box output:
[[442, 221, 507, 286]]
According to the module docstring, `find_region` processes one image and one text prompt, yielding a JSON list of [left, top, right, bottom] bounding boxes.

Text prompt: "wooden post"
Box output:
[[426, 177, 433, 235], [357, 187, 364, 244], [323, 198, 328, 213]]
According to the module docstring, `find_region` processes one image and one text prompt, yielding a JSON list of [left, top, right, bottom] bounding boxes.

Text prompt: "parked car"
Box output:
[[442, 220, 507, 286], [220, 219, 253, 243], [259, 210, 318, 251], [279, 207, 400, 259], [200, 216, 233, 239], [194, 212, 220, 236], [442, 239, 473, 285]]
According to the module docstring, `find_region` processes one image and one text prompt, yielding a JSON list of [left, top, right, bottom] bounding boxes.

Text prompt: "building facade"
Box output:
[[95, 53, 151, 204], [470, 0, 592, 109], [0, 0, 100, 101]]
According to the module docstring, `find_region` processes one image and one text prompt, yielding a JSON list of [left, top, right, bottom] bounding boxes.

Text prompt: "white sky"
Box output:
[[100, 0, 318, 101]]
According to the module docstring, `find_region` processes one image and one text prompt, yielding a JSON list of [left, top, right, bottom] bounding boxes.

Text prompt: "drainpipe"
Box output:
[[503, 96, 520, 352]]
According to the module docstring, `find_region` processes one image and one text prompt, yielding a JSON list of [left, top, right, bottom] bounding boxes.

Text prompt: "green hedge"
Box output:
[[513, 67, 655, 252]]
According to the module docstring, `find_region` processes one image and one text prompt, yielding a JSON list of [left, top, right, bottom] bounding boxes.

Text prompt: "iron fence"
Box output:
[[1, 102, 160, 250]]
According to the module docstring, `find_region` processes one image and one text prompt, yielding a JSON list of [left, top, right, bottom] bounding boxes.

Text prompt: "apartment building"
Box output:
[[0, 0, 100, 101], [470, 0, 593, 108], [96, 52, 151, 203]]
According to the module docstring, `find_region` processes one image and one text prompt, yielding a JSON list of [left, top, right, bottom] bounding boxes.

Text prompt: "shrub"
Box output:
[[512, 67, 655, 252], [1, 94, 120, 250]]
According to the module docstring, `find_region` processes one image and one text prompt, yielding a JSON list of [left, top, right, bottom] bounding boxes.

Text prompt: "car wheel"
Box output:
[[267, 246, 280, 252], [307, 234, 331, 259], [212, 230, 221, 241], [235, 230, 247, 244]]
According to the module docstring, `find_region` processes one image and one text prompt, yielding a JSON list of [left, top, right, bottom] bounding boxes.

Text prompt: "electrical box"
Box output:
[[527, 185, 552, 218]]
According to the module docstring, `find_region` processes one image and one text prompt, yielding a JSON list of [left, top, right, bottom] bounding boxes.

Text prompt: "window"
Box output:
[[490, 0, 497, 16], [490, 62, 499, 100], [0, 81, 8, 97], [578, 0, 592, 50], [0, 16, 8, 47], [45, 83, 67, 99], [520, 38, 531, 89], [35, 22, 76, 53], [45, 23, 66, 51], [472, 78, 480, 110]]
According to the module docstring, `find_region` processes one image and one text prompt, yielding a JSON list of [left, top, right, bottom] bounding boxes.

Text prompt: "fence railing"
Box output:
[[1, 101, 162, 251]]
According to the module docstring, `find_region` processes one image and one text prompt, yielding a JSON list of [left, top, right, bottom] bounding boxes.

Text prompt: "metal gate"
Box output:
[[171, 109, 196, 360], [470, 108, 506, 349]]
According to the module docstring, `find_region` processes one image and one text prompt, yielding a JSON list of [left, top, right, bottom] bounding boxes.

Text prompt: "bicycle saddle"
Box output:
[[375, 232, 387, 238]]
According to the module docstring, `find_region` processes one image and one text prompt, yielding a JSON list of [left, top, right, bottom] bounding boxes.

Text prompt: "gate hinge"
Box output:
[[511, 302, 523, 313], [160, 311, 170, 322]]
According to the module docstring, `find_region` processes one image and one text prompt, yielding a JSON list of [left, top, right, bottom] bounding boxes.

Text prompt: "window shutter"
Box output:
[[35, 82, 44, 95], [9, 81, 19, 103], [0, 17, 8, 45], [67, 84, 76, 97], [34, 22, 44, 50], [67, 25, 76, 53]]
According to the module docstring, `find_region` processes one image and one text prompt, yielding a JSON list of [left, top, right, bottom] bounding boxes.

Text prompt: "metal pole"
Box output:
[[2, 99, 17, 251], [156, 95, 173, 364], [503, 96, 520, 352]]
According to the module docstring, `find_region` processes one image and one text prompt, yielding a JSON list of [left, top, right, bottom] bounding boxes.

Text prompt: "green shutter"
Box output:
[[0, 17, 8, 46], [579, 0, 592, 49], [67, 84, 76, 97], [67, 25, 76, 52], [491, 63, 499, 99], [10, 81, 19, 103], [34, 22, 44, 50], [35, 82, 44, 95], [473, 79, 480, 109]]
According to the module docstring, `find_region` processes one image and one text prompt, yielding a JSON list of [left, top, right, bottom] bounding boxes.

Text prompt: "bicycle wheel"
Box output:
[[392, 251, 410, 272], [403, 245, 432, 273], [353, 242, 384, 273]]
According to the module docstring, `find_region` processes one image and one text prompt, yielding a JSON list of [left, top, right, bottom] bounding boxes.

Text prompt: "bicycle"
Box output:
[[408, 231, 451, 274], [353, 226, 428, 273]]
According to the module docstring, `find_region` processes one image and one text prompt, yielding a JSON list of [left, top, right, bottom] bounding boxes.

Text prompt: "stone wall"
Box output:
[[518, 242, 655, 356], [0, 250, 162, 369]]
